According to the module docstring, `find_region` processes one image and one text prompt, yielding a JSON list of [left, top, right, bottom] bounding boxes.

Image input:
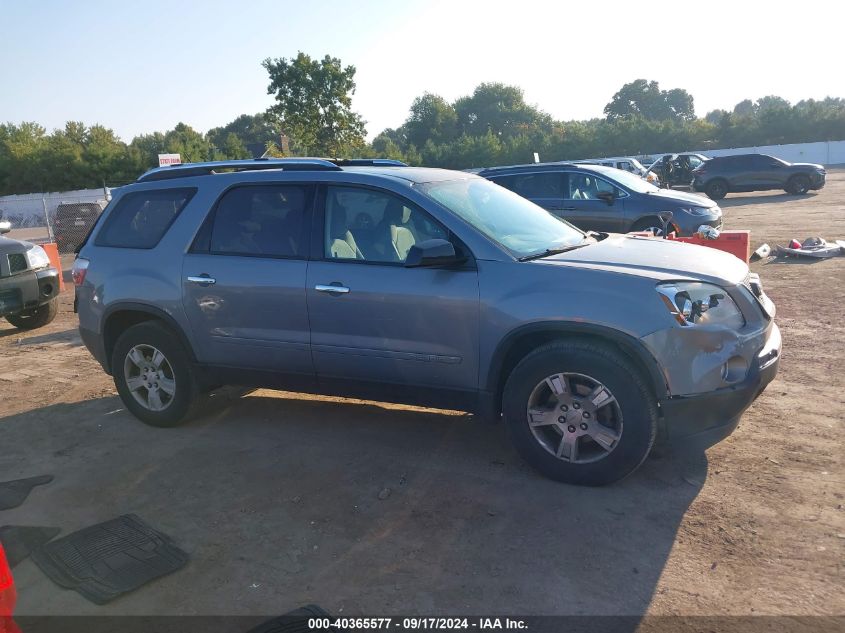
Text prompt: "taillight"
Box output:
[[71, 257, 89, 286], [0, 545, 15, 619]]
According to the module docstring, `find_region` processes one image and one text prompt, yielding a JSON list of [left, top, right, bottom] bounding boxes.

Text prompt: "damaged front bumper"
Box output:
[[657, 322, 781, 448]]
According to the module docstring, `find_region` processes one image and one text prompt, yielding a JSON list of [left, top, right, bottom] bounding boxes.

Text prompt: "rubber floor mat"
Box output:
[[30, 514, 188, 604], [246, 605, 333, 633], [0, 525, 61, 567], [0, 475, 53, 510]]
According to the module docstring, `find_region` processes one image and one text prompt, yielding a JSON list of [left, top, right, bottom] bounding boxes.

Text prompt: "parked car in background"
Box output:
[[0, 220, 60, 329], [478, 162, 722, 236], [647, 153, 710, 189], [573, 157, 648, 177], [74, 158, 779, 486], [53, 201, 104, 253], [692, 154, 826, 199]]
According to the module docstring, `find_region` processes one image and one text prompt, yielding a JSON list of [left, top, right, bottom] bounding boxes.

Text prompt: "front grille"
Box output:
[[8, 253, 27, 275]]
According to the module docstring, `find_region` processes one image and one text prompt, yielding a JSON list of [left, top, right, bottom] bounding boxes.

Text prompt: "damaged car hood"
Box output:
[[539, 235, 749, 285]]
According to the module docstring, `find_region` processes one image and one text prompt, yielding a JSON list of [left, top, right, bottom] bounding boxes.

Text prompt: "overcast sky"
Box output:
[[2, 0, 842, 141]]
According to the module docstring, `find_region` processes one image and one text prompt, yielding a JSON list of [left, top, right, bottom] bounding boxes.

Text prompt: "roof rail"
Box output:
[[329, 158, 408, 167], [136, 158, 342, 183]]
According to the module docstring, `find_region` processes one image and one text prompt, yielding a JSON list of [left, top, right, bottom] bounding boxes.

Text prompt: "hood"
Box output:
[[539, 235, 748, 285], [791, 162, 825, 170], [0, 235, 31, 255], [643, 188, 717, 208]]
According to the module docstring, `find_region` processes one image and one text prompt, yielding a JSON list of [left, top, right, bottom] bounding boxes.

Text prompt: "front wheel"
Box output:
[[502, 340, 657, 486], [112, 321, 198, 427], [786, 175, 810, 195], [6, 297, 58, 330], [705, 179, 728, 200]]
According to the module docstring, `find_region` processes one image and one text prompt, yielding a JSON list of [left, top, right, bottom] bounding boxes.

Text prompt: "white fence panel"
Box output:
[[690, 140, 845, 166]]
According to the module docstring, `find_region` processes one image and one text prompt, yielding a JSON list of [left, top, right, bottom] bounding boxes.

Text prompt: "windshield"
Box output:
[[600, 168, 660, 193], [419, 178, 585, 258]]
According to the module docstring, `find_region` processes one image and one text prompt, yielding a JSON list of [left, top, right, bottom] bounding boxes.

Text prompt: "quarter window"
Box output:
[[96, 188, 195, 249]]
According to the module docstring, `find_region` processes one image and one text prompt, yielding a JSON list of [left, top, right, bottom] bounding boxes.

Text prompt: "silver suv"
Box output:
[[73, 158, 781, 486]]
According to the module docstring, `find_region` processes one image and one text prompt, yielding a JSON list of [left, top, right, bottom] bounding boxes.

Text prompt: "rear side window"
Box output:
[[492, 173, 563, 198], [96, 188, 195, 249], [205, 185, 311, 258]]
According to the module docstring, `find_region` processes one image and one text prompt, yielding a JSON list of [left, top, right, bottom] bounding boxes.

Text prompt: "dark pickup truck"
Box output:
[[0, 222, 60, 330]]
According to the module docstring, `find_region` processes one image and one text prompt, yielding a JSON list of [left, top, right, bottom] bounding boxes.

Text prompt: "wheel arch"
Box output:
[[486, 322, 669, 415], [102, 302, 196, 373]]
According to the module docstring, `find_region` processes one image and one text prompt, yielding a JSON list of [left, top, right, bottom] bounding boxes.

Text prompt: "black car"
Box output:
[[0, 221, 60, 330], [53, 201, 104, 253], [478, 162, 722, 237], [692, 154, 826, 199]]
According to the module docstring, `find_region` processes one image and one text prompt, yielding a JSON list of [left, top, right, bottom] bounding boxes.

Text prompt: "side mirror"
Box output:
[[0, 221, 10, 235], [596, 191, 615, 205], [405, 239, 464, 268]]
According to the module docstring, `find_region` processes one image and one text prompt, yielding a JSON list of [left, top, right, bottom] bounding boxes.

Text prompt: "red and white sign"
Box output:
[[158, 153, 182, 167]]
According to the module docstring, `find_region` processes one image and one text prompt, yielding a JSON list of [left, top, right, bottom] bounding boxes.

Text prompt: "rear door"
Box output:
[[306, 185, 480, 397], [181, 183, 315, 380], [560, 171, 627, 232]]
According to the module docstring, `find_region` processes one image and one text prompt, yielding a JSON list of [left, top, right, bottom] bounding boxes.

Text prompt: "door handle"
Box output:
[[187, 275, 216, 285], [560, 206, 576, 211], [315, 284, 350, 294]]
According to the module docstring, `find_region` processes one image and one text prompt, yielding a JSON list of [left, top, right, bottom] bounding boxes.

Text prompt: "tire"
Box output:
[[502, 340, 657, 486], [631, 217, 673, 237], [786, 174, 810, 195], [6, 297, 58, 330], [705, 179, 728, 200], [112, 321, 198, 427]]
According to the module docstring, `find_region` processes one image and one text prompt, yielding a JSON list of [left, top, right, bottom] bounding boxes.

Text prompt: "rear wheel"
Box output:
[[705, 179, 728, 200], [6, 298, 58, 330], [502, 340, 657, 486], [112, 321, 197, 427], [786, 174, 810, 195]]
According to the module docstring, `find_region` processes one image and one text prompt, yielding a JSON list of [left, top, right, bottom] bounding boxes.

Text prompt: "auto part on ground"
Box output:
[[31, 514, 188, 604], [776, 237, 845, 259], [695, 225, 721, 240], [751, 243, 772, 261], [0, 475, 53, 511], [0, 527, 61, 568]]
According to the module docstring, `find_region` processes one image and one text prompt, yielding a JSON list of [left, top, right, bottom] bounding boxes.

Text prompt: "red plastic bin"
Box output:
[[668, 230, 750, 263]]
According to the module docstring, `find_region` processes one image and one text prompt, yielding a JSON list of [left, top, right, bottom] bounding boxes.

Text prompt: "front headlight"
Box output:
[[25, 245, 51, 270], [682, 206, 715, 216], [656, 282, 744, 328]]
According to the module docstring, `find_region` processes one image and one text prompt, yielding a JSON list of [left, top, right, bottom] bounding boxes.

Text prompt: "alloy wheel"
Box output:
[[526, 372, 623, 463], [123, 344, 176, 411]]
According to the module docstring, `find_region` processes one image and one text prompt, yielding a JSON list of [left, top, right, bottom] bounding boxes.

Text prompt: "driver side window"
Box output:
[[324, 186, 448, 264]]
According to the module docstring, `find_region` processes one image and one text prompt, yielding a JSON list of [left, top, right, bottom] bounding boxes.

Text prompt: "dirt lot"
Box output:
[[1, 172, 843, 619]]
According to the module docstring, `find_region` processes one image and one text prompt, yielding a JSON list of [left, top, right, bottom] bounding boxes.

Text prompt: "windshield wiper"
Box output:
[[518, 242, 589, 261]]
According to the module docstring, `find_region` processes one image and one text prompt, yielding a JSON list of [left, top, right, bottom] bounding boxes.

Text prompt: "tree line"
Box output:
[[1, 52, 844, 195]]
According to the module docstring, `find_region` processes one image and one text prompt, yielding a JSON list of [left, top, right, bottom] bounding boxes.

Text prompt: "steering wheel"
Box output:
[[353, 213, 373, 230]]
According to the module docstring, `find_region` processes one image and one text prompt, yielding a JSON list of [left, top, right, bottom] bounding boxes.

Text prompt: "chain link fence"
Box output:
[[0, 189, 110, 252]]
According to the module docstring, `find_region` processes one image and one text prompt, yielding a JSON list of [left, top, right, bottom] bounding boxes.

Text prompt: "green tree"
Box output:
[[405, 93, 458, 148], [604, 79, 695, 122], [262, 52, 366, 155], [454, 83, 543, 138], [207, 113, 278, 153]]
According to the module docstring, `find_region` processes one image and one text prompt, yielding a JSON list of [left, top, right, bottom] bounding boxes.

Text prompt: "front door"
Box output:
[[306, 185, 480, 400], [182, 184, 315, 378], [559, 172, 627, 232]]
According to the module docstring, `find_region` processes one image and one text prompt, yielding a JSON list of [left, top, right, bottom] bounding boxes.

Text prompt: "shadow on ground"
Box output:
[[1, 390, 706, 621], [719, 192, 819, 208], [0, 327, 82, 344]]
